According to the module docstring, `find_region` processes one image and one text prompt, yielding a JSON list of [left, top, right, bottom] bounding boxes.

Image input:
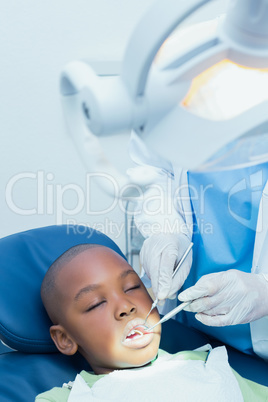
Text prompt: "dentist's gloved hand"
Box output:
[[140, 233, 192, 301], [178, 270, 268, 326]]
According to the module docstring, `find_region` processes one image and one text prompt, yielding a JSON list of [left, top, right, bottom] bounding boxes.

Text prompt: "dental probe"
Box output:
[[146, 301, 192, 332], [143, 242, 193, 325]]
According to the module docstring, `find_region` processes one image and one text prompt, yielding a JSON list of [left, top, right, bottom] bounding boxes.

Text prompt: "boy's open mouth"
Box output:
[[122, 322, 154, 349], [125, 326, 150, 342]]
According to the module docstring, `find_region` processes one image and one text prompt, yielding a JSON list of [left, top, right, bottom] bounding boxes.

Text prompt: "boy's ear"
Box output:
[[50, 325, 78, 356]]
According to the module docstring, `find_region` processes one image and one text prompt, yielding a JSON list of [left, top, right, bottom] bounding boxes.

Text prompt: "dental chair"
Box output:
[[1, 225, 268, 402]]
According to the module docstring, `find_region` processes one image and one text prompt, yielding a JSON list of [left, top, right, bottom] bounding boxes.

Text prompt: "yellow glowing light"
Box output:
[[182, 59, 268, 120], [154, 16, 268, 121]]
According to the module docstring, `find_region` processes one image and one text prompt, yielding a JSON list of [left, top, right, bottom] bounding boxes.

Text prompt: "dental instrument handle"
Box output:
[[172, 242, 193, 278], [144, 297, 159, 325], [147, 301, 192, 332], [144, 242, 193, 325]]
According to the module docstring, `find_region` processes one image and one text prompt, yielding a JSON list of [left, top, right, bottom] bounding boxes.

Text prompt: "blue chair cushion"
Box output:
[[0, 225, 126, 353], [0, 351, 90, 402]]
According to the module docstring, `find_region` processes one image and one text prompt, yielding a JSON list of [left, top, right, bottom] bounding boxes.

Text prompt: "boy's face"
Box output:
[[52, 247, 161, 374]]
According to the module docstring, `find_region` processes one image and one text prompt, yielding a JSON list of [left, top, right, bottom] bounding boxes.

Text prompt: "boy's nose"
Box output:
[[115, 302, 137, 320]]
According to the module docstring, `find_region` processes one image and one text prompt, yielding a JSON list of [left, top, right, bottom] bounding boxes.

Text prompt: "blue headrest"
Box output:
[[0, 225, 126, 353]]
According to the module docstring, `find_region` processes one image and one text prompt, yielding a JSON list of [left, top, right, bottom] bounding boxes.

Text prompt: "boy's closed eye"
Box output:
[[84, 283, 142, 313], [124, 284, 141, 293], [85, 300, 106, 313]]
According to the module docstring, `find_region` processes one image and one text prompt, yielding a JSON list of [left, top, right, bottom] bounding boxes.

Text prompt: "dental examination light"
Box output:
[[60, 0, 268, 195]]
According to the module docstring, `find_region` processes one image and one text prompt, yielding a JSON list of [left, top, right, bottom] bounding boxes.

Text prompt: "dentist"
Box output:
[[132, 133, 268, 360]]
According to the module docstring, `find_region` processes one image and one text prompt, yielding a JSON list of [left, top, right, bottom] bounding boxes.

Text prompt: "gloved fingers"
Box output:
[[140, 233, 193, 301], [181, 271, 268, 326], [201, 305, 231, 316], [140, 237, 162, 297], [149, 251, 171, 299], [139, 241, 148, 276], [195, 312, 234, 327], [140, 233, 177, 276], [150, 267, 161, 301], [183, 304, 195, 312], [178, 284, 209, 303], [168, 293, 177, 300], [157, 248, 178, 300], [178, 273, 223, 302], [184, 292, 230, 314], [169, 255, 192, 297], [173, 234, 192, 261]]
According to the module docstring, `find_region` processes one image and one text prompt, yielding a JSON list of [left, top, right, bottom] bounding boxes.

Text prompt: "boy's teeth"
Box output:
[[125, 329, 143, 341]]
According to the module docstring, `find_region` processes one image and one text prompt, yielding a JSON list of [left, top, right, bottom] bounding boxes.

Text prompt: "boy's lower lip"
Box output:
[[122, 332, 154, 349]]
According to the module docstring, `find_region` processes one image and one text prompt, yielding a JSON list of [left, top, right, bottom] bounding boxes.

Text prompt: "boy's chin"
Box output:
[[138, 354, 158, 368], [93, 350, 159, 374], [123, 350, 159, 370]]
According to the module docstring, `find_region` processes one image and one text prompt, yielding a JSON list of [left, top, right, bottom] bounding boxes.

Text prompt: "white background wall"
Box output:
[[0, 0, 226, 252], [0, 0, 156, 250]]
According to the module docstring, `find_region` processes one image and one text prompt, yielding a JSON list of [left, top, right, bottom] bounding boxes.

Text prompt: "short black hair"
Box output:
[[41, 243, 103, 323]]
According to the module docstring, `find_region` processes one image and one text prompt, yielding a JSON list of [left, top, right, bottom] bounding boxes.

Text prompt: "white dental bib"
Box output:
[[67, 347, 243, 402]]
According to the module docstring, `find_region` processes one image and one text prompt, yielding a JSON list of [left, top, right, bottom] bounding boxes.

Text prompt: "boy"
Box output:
[[36, 244, 268, 401]]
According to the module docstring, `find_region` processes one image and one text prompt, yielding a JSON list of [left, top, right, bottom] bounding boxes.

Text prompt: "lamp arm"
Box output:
[[121, 0, 214, 99]]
